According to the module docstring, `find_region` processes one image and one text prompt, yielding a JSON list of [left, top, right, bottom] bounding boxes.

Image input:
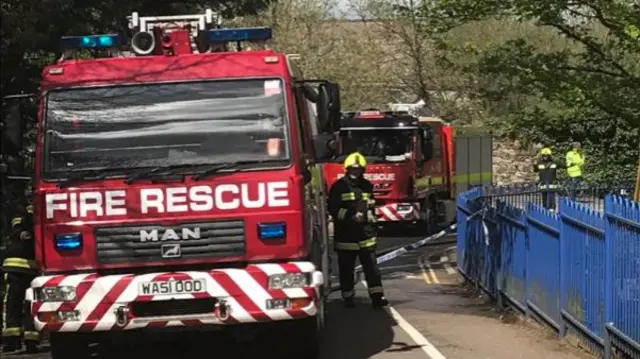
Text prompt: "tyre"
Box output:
[[50, 332, 91, 359], [290, 316, 320, 359], [417, 198, 437, 236]]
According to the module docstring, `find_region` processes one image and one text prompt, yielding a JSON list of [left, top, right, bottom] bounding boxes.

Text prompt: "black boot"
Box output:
[[371, 294, 389, 310], [343, 297, 355, 308], [25, 340, 39, 353], [2, 336, 21, 353]]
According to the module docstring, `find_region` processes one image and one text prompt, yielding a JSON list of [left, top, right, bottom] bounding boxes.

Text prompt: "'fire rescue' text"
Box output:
[[45, 182, 290, 219]]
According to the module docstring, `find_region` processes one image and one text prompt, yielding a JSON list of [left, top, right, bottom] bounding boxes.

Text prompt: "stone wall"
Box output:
[[492, 139, 539, 185]]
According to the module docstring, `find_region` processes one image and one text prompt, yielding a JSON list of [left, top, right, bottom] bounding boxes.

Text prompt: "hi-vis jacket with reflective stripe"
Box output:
[[2, 210, 38, 274], [328, 176, 377, 250], [534, 160, 558, 188]]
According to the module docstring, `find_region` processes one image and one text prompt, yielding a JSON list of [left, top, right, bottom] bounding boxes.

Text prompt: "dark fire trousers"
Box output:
[[337, 247, 384, 300], [3, 271, 39, 343]]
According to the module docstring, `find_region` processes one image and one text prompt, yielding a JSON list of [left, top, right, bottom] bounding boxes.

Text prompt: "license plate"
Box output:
[[138, 279, 206, 296]]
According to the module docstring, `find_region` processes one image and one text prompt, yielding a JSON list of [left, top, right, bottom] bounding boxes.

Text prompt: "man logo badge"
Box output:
[[161, 243, 181, 258]]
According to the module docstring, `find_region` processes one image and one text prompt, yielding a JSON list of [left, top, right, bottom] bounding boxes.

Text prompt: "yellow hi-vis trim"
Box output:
[[415, 172, 493, 187], [344, 152, 367, 169], [335, 237, 377, 251], [23, 331, 40, 341], [341, 192, 356, 201], [358, 237, 376, 248], [337, 208, 348, 220], [26, 205, 34, 214], [452, 172, 492, 184], [2, 257, 37, 270], [2, 327, 22, 337], [11, 217, 22, 227]]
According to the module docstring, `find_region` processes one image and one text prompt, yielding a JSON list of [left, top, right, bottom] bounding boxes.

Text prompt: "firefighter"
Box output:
[[328, 152, 389, 309], [2, 204, 39, 353], [534, 147, 559, 210]]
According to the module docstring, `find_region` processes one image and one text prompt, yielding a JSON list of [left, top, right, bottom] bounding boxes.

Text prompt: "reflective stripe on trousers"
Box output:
[[368, 286, 384, 295]]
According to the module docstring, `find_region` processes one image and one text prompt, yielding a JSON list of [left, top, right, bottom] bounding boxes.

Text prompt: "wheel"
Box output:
[[290, 316, 320, 359], [417, 197, 437, 236], [50, 332, 91, 359]]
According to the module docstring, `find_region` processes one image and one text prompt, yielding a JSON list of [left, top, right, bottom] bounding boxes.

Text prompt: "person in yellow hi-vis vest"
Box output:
[[565, 142, 585, 199], [327, 152, 388, 309]]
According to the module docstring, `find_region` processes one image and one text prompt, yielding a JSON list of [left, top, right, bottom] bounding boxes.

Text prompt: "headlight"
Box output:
[[35, 286, 77, 302], [268, 273, 311, 289]]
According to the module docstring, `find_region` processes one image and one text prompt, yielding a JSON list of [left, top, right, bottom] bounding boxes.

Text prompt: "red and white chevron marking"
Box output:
[[376, 203, 421, 221], [29, 262, 322, 333]]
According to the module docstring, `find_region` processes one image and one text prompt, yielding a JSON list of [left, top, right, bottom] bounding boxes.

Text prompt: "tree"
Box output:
[[425, 0, 640, 182], [240, 0, 397, 109]]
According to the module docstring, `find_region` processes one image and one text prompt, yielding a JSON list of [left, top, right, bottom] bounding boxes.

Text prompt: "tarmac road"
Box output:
[[3, 231, 454, 359], [3, 231, 590, 359]]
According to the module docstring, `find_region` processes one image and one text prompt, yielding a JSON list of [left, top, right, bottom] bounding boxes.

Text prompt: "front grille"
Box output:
[[95, 220, 245, 264], [131, 298, 217, 317]]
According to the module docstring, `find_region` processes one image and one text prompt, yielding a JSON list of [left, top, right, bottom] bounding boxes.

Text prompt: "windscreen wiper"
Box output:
[[192, 160, 283, 181], [57, 169, 111, 188], [124, 164, 198, 184]]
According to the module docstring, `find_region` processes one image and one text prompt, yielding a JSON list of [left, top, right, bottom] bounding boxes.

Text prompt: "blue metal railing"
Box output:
[[457, 186, 640, 359]]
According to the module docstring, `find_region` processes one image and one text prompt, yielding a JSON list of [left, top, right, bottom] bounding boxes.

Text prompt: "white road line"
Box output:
[[440, 254, 457, 275], [388, 306, 448, 359], [443, 263, 456, 275], [360, 280, 447, 359]]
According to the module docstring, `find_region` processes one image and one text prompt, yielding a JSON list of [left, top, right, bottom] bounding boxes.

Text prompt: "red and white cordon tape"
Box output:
[[376, 203, 421, 221], [28, 262, 322, 332]]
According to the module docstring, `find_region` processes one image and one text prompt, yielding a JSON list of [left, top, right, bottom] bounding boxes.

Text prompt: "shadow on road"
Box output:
[[4, 297, 400, 359], [321, 297, 397, 359]]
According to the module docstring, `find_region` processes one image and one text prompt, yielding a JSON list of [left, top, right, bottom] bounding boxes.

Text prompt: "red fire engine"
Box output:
[[323, 110, 458, 233], [7, 10, 340, 358]]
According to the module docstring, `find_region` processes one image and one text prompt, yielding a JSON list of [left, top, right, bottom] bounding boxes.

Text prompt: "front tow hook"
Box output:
[[216, 300, 230, 321], [114, 306, 130, 327]]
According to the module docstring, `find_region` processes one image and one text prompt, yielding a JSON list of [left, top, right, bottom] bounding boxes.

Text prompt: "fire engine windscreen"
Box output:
[[43, 79, 290, 179], [338, 129, 413, 162]]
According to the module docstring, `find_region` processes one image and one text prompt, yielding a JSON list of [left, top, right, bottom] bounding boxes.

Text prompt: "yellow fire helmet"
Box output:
[[540, 147, 552, 156], [343, 152, 367, 169]]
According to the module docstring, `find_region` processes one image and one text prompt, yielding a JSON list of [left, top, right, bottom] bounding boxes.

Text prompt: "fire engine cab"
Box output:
[[323, 110, 457, 233], [4, 10, 341, 358]]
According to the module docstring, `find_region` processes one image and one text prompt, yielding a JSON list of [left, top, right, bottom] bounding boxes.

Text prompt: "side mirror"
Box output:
[[1, 99, 26, 175], [326, 82, 341, 112], [313, 133, 335, 162], [421, 128, 434, 160], [316, 86, 331, 133], [2, 100, 25, 156], [325, 82, 341, 132], [302, 167, 312, 184], [423, 142, 434, 160]]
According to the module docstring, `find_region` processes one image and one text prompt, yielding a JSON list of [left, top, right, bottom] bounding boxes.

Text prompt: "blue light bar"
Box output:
[[60, 34, 122, 50], [54, 233, 83, 250], [258, 222, 286, 240], [206, 27, 272, 43]]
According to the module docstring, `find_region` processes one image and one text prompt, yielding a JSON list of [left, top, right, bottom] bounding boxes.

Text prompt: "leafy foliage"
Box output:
[[422, 0, 640, 183]]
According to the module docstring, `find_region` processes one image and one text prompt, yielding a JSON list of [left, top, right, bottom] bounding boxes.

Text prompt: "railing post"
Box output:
[[558, 199, 567, 338], [603, 195, 614, 359], [524, 209, 530, 319]]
